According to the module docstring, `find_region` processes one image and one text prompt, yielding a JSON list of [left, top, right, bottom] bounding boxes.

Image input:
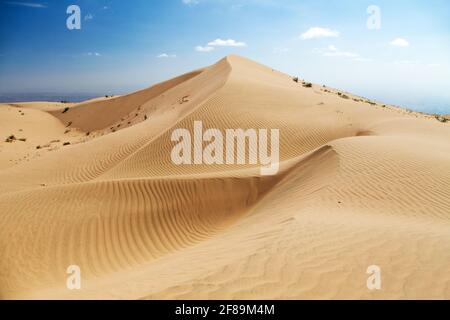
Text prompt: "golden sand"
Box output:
[[0, 55, 449, 299]]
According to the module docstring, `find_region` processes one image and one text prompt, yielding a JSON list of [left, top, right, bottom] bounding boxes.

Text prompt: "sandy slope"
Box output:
[[0, 55, 449, 300]]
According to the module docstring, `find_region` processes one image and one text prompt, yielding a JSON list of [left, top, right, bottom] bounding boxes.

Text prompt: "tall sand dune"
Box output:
[[0, 55, 449, 299]]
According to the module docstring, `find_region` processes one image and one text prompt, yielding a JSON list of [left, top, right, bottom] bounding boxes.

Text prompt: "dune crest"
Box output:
[[1, 55, 449, 299]]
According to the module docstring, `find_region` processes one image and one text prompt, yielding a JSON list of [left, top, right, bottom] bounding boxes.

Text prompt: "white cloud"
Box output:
[[84, 52, 101, 57], [4, 1, 46, 8], [195, 46, 215, 52], [157, 53, 177, 58], [195, 38, 246, 54], [300, 27, 340, 40], [390, 38, 410, 47], [208, 38, 247, 47]]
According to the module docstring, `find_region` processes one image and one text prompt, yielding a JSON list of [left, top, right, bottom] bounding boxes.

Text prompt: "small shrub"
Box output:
[[63, 142, 71, 146], [340, 94, 349, 99], [5, 135, 16, 143], [18, 138, 27, 142], [303, 82, 312, 88], [62, 107, 70, 114], [435, 115, 448, 123], [293, 77, 299, 83]]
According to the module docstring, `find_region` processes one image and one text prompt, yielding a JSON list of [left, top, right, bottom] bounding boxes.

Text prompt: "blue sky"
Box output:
[[0, 0, 449, 113]]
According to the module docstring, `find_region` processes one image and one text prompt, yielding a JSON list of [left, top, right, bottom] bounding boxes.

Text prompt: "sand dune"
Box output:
[[0, 55, 449, 299]]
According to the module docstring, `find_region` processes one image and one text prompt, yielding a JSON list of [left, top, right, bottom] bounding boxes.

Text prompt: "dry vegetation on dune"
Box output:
[[0, 55, 449, 300]]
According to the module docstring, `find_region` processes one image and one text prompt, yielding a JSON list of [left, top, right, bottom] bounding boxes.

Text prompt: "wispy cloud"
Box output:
[[83, 52, 101, 57], [157, 53, 177, 58], [300, 27, 340, 40], [353, 57, 373, 62], [182, 0, 199, 5], [4, 1, 47, 8], [231, 3, 245, 10], [393, 60, 443, 68], [273, 47, 289, 54], [84, 13, 94, 21], [323, 45, 358, 58], [321, 45, 371, 62], [394, 60, 419, 65], [390, 38, 410, 47], [208, 38, 247, 47], [195, 46, 215, 52]]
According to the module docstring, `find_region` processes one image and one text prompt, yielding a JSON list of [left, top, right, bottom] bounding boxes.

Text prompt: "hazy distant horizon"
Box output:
[[1, 85, 448, 116]]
